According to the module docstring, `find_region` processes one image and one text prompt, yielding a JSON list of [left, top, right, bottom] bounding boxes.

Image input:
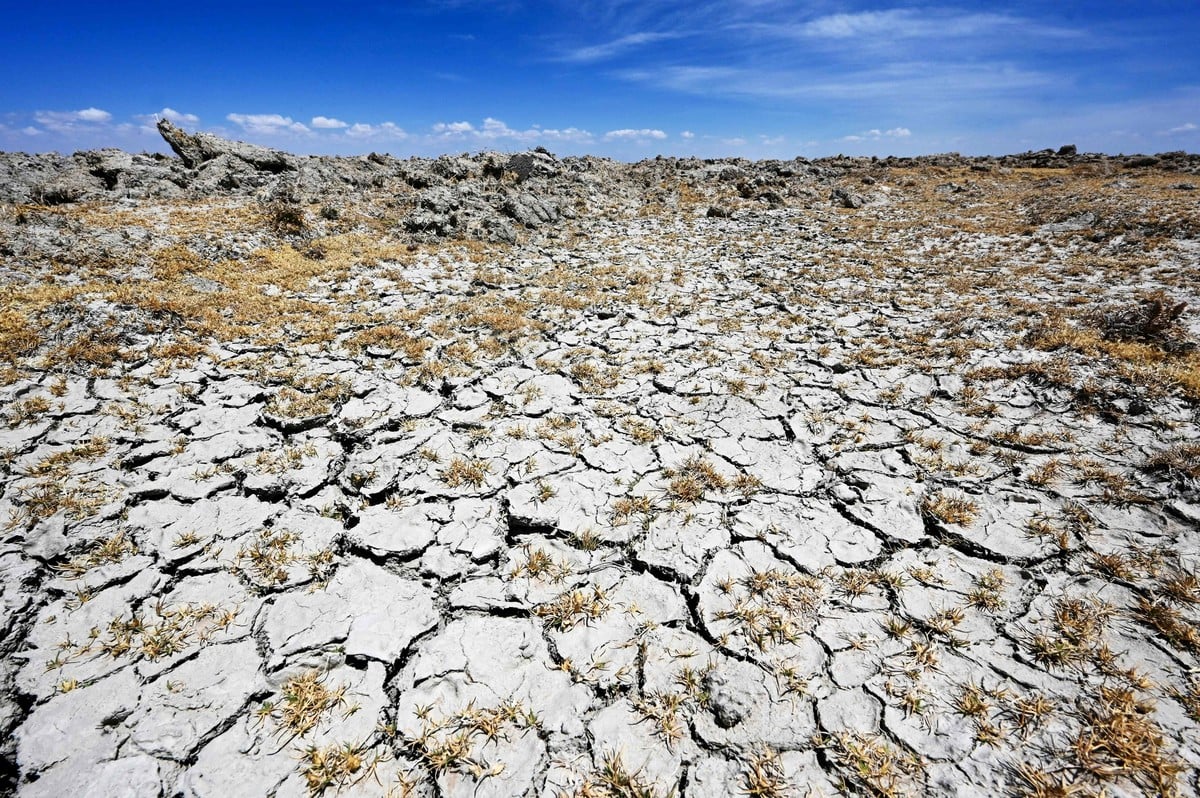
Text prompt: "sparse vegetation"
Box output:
[[440, 456, 491, 489], [714, 568, 825, 652], [817, 731, 923, 798], [257, 669, 352, 740], [4, 138, 1200, 797], [922, 491, 979, 526], [48, 602, 238, 671]]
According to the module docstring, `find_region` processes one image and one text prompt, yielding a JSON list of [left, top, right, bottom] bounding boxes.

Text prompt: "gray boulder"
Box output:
[[830, 186, 865, 209], [157, 119, 294, 172], [506, 149, 560, 182], [502, 191, 559, 228]]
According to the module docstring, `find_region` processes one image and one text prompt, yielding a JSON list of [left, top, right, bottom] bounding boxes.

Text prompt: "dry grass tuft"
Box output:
[[257, 670, 352, 740], [388, 699, 539, 784], [741, 747, 790, 798], [565, 749, 663, 798], [234, 528, 336, 588], [48, 602, 238, 670], [300, 741, 379, 795], [535, 585, 612, 631], [1134, 596, 1200, 653], [664, 456, 727, 504], [1024, 596, 1115, 670], [1143, 442, 1200, 488], [1089, 289, 1193, 351], [714, 568, 825, 652], [922, 491, 979, 526], [817, 731, 923, 798], [509, 545, 573, 582], [1070, 685, 1186, 797], [440, 456, 491, 489], [55, 530, 136, 578]]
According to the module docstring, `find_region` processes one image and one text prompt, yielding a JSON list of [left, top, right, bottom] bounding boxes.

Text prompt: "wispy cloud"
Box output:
[[311, 115, 348, 129], [345, 121, 406, 139], [430, 117, 594, 145], [604, 128, 667, 141], [226, 113, 310, 135], [842, 126, 912, 142], [730, 7, 1084, 55], [33, 107, 113, 132], [558, 31, 684, 63], [787, 9, 1070, 40], [618, 62, 1053, 106], [1165, 122, 1197, 135], [134, 107, 200, 133], [160, 107, 199, 125]]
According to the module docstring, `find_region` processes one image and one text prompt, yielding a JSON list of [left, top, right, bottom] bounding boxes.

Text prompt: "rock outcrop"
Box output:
[[156, 119, 295, 172]]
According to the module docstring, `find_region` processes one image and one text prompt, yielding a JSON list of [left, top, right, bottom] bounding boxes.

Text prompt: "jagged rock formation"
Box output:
[[156, 119, 295, 172]]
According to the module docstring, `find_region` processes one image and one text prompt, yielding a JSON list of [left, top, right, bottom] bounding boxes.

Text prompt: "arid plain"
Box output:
[[1, 126, 1198, 797]]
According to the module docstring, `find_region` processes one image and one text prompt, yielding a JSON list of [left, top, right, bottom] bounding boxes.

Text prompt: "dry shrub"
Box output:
[[1143, 443, 1200, 489], [265, 201, 308, 236], [1088, 290, 1193, 352]]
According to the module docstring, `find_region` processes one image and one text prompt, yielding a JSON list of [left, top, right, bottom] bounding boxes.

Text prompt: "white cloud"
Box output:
[[429, 118, 593, 146], [604, 128, 667, 141], [480, 118, 513, 138], [21, 126, 41, 136], [134, 107, 201, 134], [226, 113, 309, 135], [312, 115, 349, 129], [159, 107, 199, 125], [841, 126, 912, 142], [536, 126, 593, 143], [680, 130, 695, 139], [799, 10, 909, 39], [791, 10, 1066, 41], [433, 120, 476, 135], [33, 108, 114, 132], [1166, 122, 1197, 135], [76, 107, 112, 122], [345, 121, 406, 139], [560, 31, 684, 63]]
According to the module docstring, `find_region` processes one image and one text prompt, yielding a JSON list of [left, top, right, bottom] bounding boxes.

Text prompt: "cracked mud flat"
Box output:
[[1, 132, 1199, 797]]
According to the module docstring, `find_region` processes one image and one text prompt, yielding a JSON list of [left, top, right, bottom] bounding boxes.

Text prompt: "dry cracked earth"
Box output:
[[1, 130, 1200, 798]]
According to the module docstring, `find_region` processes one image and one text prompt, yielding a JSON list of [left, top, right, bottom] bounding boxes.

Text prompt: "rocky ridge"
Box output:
[[0, 125, 1198, 797]]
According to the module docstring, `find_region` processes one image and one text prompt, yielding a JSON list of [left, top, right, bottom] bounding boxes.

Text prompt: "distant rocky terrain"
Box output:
[[1, 123, 1198, 797]]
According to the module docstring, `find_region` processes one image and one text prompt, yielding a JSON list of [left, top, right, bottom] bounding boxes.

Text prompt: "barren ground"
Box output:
[[1, 140, 1199, 797]]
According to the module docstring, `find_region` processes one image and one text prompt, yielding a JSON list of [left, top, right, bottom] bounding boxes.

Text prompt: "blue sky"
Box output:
[[1, 1, 1197, 159]]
